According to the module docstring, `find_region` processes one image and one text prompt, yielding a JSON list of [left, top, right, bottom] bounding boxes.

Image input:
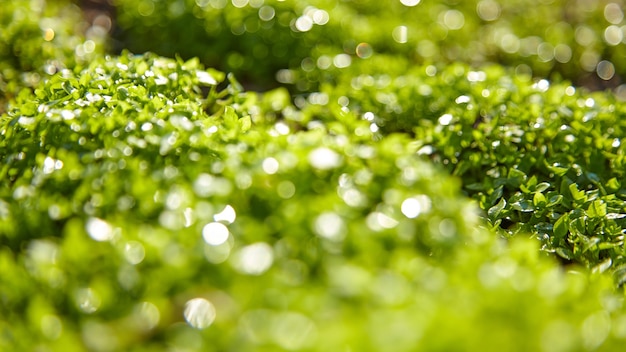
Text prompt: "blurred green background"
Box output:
[[2, 0, 626, 110], [109, 0, 626, 91]]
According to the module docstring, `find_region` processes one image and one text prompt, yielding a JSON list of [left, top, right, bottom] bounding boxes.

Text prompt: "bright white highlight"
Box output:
[[86, 218, 114, 242], [233, 242, 274, 275], [308, 147, 342, 170], [184, 298, 216, 329], [202, 222, 230, 246]]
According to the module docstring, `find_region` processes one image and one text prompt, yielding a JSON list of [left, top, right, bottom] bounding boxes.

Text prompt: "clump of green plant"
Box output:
[[294, 58, 626, 281], [3, 52, 626, 351], [0, 0, 105, 111], [113, 0, 626, 91]]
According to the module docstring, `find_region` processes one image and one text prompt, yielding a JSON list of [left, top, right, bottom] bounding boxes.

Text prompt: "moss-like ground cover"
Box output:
[[2, 0, 626, 351]]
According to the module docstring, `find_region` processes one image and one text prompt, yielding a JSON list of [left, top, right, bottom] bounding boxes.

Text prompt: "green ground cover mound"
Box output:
[[2, 51, 626, 352]]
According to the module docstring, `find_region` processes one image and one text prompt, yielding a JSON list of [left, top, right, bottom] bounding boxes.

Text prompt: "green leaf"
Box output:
[[568, 183, 586, 202], [223, 106, 239, 127], [598, 242, 621, 250], [487, 185, 503, 206], [553, 213, 569, 239], [583, 237, 601, 253], [545, 161, 569, 177], [556, 247, 573, 260], [521, 175, 538, 193], [586, 172, 601, 184], [117, 87, 129, 100], [507, 168, 526, 188], [239, 115, 252, 133], [533, 192, 546, 207], [607, 178, 621, 192], [535, 182, 550, 193], [487, 197, 506, 221], [592, 258, 613, 274], [465, 183, 484, 191], [511, 200, 534, 212], [546, 195, 563, 207], [62, 80, 74, 95], [569, 217, 586, 236], [586, 200, 607, 218]]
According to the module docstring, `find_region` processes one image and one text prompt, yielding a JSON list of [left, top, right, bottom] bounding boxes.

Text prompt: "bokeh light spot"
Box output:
[[86, 217, 114, 242], [392, 26, 408, 44], [124, 241, 146, 265], [604, 25, 623, 46], [134, 302, 160, 330], [43, 28, 55, 41], [597, 60, 615, 80], [262, 157, 279, 174], [277, 181, 296, 199], [308, 147, 342, 170], [232, 242, 274, 275], [184, 298, 216, 329], [356, 43, 373, 58], [605, 3, 624, 24], [203, 222, 230, 246], [313, 212, 346, 241], [477, 0, 501, 21], [400, 0, 421, 6], [443, 10, 465, 30], [295, 16, 313, 32], [214, 205, 236, 224], [258, 6, 275, 21]]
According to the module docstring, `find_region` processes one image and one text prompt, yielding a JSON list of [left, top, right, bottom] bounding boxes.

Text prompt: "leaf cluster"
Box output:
[[300, 60, 626, 280], [1, 52, 626, 351]]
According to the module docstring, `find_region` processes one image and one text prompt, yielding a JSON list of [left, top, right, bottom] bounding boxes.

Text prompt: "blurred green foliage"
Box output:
[[3, 0, 626, 351], [113, 0, 626, 91], [0, 0, 105, 112]]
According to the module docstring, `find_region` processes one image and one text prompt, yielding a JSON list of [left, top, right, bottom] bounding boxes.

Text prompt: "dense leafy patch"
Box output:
[[2, 52, 626, 352], [292, 59, 626, 279]]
